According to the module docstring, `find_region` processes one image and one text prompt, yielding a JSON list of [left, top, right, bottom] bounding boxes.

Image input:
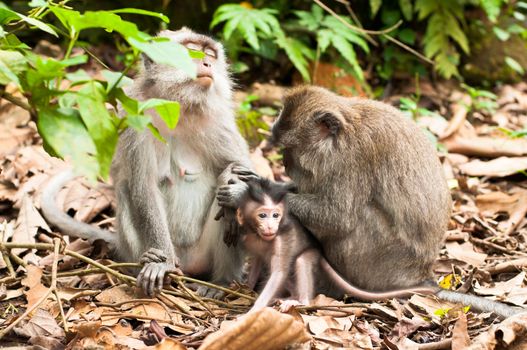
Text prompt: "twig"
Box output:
[[315, 0, 435, 65], [296, 302, 369, 312], [101, 312, 194, 329], [175, 281, 216, 317], [334, 0, 377, 46], [469, 236, 515, 255], [53, 289, 68, 332], [485, 258, 527, 275], [0, 239, 61, 340], [169, 273, 255, 302]]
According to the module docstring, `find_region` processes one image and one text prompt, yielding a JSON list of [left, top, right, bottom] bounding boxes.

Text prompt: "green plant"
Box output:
[[236, 94, 274, 146], [211, 3, 370, 82], [0, 1, 201, 181], [461, 83, 498, 113]]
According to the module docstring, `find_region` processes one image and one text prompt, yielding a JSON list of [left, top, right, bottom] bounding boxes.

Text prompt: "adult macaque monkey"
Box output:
[[236, 178, 437, 314], [42, 28, 251, 297], [219, 86, 524, 318]]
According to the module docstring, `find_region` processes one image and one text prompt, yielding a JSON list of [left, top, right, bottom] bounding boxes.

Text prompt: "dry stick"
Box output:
[[101, 312, 194, 329], [485, 257, 527, 275], [174, 281, 216, 317], [314, 0, 435, 65], [169, 273, 255, 302], [296, 302, 369, 312], [334, 0, 377, 46], [469, 236, 515, 255], [440, 93, 471, 140], [0, 239, 61, 340]]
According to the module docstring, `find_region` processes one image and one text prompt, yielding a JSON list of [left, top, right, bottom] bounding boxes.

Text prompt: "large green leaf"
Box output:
[[76, 81, 119, 178], [275, 34, 312, 82], [139, 98, 180, 129], [0, 8, 57, 36], [110, 8, 169, 23], [128, 38, 196, 78], [37, 107, 99, 181], [0, 50, 26, 84]]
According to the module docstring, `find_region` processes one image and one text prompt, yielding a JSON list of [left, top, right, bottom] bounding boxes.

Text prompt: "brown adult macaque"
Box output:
[[236, 178, 440, 313], [41, 28, 251, 297], [219, 86, 524, 318]]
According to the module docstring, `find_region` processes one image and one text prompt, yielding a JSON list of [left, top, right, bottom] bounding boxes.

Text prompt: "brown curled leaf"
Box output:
[[198, 307, 310, 350], [466, 312, 527, 350]]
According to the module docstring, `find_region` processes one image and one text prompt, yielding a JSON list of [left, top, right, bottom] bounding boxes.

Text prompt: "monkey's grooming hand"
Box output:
[[231, 165, 259, 182], [138, 248, 182, 296]]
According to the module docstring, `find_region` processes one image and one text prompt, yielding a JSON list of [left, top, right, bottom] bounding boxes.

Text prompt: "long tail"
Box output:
[[320, 258, 436, 300], [41, 169, 118, 248], [437, 289, 525, 319]]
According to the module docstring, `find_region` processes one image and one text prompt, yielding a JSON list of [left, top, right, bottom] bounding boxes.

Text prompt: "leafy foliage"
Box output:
[[211, 3, 368, 82], [0, 2, 198, 180], [236, 94, 275, 147]]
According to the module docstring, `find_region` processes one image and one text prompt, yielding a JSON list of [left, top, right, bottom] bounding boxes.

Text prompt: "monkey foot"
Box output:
[[195, 285, 226, 299], [278, 299, 303, 313]]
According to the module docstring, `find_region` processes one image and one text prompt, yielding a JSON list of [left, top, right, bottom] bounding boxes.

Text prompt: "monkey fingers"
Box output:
[[137, 262, 170, 296], [231, 165, 259, 182], [139, 248, 168, 264], [217, 183, 248, 208], [196, 285, 226, 299], [278, 299, 303, 313]]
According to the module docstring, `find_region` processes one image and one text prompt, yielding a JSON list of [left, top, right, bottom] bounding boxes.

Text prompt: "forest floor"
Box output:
[[0, 77, 527, 350]]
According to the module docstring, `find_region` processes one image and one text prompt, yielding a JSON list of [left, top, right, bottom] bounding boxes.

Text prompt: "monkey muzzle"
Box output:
[[260, 232, 276, 241], [196, 74, 213, 88]]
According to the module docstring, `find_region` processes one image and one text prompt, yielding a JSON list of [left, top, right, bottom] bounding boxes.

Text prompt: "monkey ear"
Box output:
[[235, 209, 244, 226], [314, 112, 344, 137], [142, 53, 154, 70]]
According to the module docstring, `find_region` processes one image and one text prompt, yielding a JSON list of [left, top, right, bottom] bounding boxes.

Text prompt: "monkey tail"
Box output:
[[41, 169, 118, 248], [436, 289, 525, 319], [320, 258, 436, 301]]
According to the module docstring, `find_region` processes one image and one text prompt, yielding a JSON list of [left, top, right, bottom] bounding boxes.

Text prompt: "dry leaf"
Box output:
[[445, 241, 487, 267], [452, 313, 470, 350], [459, 157, 527, 177], [13, 309, 65, 339], [154, 338, 187, 349], [198, 307, 310, 350], [95, 284, 136, 304], [466, 312, 527, 349], [12, 193, 51, 255]]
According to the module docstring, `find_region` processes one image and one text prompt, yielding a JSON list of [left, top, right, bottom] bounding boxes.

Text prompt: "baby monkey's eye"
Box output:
[[272, 213, 280, 218], [258, 213, 267, 218]]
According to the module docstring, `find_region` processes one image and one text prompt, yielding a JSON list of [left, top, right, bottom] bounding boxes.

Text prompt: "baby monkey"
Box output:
[[236, 178, 437, 313]]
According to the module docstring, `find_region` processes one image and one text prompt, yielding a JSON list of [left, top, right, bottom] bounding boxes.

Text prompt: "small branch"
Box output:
[[0, 90, 36, 120], [0, 239, 61, 340], [101, 312, 194, 329], [334, 0, 378, 46], [170, 274, 255, 302], [314, 0, 402, 35]]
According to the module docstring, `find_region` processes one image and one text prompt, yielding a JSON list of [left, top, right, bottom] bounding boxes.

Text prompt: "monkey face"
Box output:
[[273, 86, 350, 179], [140, 28, 232, 106], [254, 203, 283, 241]]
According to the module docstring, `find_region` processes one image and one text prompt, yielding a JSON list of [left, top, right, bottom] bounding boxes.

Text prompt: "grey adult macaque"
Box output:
[[218, 85, 524, 318], [42, 28, 251, 297]]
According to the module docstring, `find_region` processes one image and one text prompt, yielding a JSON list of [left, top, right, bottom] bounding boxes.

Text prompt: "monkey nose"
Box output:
[[202, 61, 211, 68]]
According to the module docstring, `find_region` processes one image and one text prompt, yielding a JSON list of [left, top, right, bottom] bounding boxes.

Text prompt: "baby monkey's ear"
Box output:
[[314, 111, 345, 138]]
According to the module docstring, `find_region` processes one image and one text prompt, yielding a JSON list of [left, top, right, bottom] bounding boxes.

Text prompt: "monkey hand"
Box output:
[[195, 284, 225, 299], [217, 181, 249, 208], [231, 165, 259, 182], [214, 207, 240, 246], [138, 248, 181, 296], [278, 299, 303, 313]]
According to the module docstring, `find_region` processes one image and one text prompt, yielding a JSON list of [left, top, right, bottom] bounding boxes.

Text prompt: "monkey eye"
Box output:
[[204, 48, 217, 58], [185, 42, 201, 51], [272, 213, 280, 218], [258, 213, 267, 218]]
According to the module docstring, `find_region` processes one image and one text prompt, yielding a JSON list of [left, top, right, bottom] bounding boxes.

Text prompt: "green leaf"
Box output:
[[76, 81, 119, 178], [29, 0, 47, 7], [0, 50, 26, 84], [505, 56, 525, 74], [37, 107, 99, 181], [110, 8, 169, 23], [128, 38, 196, 78], [370, 0, 382, 17], [127, 114, 150, 131], [399, 0, 413, 20], [493, 27, 510, 41], [275, 34, 312, 82], [480, 0, 502, 22], [317, 29, 332, 53], [139, 98, 180, 129], [398, 28, 416, 44], [0, 8, 57, 36], [331, 35, 364, 81], [102, 70, 133, 91]]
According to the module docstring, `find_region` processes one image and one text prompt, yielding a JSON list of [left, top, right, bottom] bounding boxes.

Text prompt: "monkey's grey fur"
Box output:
[[41, 28, 251, 297], [220, 85, 525, 318]]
